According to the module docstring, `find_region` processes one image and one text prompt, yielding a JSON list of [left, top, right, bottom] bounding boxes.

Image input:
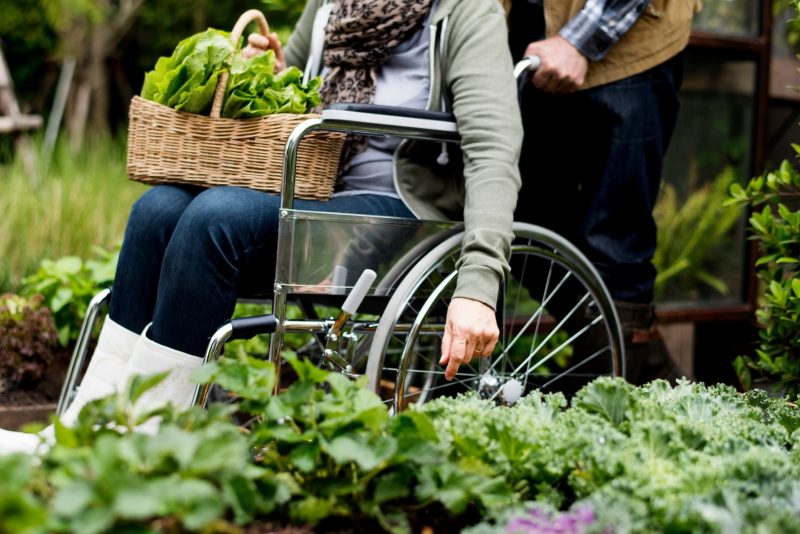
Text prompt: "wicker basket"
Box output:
[[126, 10, 343, 201]]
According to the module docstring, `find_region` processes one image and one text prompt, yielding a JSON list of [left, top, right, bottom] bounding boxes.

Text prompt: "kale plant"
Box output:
[[419, 378, 800, 533]]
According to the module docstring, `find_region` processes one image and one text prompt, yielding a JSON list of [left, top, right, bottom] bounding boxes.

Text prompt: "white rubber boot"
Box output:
[[0, 429, 40, 455], [124, 326, 203, 433], [0, 318, 140, 455]]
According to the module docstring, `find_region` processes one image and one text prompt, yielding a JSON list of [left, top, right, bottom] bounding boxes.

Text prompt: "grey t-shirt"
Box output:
[[334, 5, 434, 198]]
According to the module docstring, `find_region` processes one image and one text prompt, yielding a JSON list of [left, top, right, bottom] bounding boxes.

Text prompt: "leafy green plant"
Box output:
[[0, 357, 513, 534], [6, 364, 800, 532], [20, 247, 118, 346], [0, 453, 47, 534], [422, 378, 800, 533], [196, 354, 512, 532], [727, 154, 800, 395], [29, 373, 289, 534], [0, 293, 60, 393], [653, 167, 743, 299], [141, 28, 235, 114]]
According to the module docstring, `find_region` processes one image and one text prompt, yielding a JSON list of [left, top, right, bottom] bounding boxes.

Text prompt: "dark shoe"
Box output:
[[615, 301, 686, 386]]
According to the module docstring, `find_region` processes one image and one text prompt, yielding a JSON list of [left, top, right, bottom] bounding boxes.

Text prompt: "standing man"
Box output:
[[508, 0, 698, 384]]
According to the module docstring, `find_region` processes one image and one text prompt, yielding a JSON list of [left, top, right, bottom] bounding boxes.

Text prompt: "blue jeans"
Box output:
[[108, 185, 413, 355], [515, 55, 683, 303]]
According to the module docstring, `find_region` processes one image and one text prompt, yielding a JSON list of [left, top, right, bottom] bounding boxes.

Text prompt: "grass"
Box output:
[[0, 135, 146, 292]]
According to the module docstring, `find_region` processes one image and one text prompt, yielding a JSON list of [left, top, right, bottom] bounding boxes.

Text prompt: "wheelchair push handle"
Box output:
[[513, 55, 541, 81]]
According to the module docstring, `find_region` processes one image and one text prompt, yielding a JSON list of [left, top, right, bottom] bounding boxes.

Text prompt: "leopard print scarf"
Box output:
[[319, 0, 434, 106], [319, 0, 434, 167]]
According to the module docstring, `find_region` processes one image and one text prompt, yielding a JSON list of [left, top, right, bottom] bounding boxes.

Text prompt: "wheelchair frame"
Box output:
[[58, 58, 625, 416]]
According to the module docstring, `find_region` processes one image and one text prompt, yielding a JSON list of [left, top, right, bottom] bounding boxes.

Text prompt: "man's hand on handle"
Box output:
[[440, 297, 500, 381], [241, 32, 286, 71], [525, 36, 588, 94]]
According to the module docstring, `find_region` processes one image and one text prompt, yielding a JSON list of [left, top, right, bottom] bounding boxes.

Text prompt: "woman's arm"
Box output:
[[439, 0, 524, 380], [283, 0, 325, 69]]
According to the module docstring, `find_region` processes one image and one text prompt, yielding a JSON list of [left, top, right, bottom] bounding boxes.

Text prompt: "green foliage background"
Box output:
[[0, 0, 306, 127]]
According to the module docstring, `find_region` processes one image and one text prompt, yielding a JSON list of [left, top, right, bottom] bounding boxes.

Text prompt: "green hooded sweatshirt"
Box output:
[[285, 0, 523, 309]]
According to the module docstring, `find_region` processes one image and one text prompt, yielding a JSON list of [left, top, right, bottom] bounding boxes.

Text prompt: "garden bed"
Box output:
[[3, 355, 800, 534], [0, 348, 67, 429]]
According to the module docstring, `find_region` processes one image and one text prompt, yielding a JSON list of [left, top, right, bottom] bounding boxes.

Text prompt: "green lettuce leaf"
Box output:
[[141, 29, 322, 118], [140, 28, 233, 113]]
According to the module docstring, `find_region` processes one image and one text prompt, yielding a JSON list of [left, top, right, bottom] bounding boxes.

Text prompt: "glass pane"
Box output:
[[656, 50, 756, 308], [767, 7, 800, 166], [692, 0, 760, 37]]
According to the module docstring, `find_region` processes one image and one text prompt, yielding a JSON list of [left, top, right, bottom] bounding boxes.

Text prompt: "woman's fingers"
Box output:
[[441, 298, 500, 381], [439, 327, 452, 366], [242, 33, 285, 71], [444, 337, 467, 381], [480, 336, 497, 358], [247, 33, 270, 49], [267, 32, 286, 69]]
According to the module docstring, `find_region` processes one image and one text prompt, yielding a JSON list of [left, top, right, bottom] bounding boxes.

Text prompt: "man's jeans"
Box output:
[[515, 55, 684, 303], [108, 185, 413, 355]]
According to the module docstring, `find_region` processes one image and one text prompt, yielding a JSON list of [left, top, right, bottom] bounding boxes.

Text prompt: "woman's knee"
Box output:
[[168, 187, 281, 259], [128, 185, 197, 236]]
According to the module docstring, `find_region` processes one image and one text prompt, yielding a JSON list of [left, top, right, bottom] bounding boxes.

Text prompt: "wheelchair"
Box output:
[[58, 58, 624, 416]]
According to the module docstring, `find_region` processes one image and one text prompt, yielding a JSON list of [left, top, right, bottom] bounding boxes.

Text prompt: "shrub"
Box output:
[[20, 247, 118, 346], [727, 155, 800, 395], [0, 293, 60, 392]]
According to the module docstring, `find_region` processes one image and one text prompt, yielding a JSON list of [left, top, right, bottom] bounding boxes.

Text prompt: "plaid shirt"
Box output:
[[529, 0, 652, 61]]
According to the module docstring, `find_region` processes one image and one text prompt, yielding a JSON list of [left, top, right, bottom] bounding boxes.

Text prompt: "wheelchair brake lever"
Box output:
[[324, 269, 377, 372]]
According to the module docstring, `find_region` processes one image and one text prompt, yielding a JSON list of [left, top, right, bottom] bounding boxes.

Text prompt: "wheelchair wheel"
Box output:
[[365, 223, 624, 411]]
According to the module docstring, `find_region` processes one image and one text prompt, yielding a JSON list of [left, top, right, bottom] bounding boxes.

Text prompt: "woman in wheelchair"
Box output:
[[0, 0, 522, 453]]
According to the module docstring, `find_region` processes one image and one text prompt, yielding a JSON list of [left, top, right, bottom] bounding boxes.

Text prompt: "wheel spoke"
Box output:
[[500, 291, 592, 382], [369, 230, 622, 411], [401, 375, 482, 398], [489, 270, 573, 373], [526, 257, 555, 379]]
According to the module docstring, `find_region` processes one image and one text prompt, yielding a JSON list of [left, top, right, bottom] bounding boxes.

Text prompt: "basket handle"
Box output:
[[210, 9, 271, 119]]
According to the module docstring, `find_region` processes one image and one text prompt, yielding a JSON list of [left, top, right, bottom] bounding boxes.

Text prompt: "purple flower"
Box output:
[[506, 506, 597, 534]]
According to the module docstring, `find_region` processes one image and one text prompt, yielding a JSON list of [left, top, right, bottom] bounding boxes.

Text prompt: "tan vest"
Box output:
[[545, 0, 699, 89]]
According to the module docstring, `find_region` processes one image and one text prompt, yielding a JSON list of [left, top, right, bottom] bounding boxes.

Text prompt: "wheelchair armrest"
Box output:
[[320, 103, 459, 142], [281, 104, 459, 209]]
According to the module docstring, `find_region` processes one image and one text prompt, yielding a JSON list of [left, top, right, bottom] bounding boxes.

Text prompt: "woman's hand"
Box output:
[[439, 297, 500, 381], [241, 32, 286, 71]]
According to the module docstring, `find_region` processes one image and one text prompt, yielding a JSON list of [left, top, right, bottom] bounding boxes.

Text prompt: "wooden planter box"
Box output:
[[0, 403, 57, 431]]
